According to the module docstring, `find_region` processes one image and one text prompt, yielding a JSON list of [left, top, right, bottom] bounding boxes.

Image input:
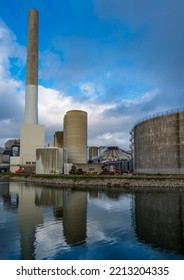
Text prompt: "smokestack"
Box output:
[[24, 8, 38, 124], [20, 8, 45, 168]]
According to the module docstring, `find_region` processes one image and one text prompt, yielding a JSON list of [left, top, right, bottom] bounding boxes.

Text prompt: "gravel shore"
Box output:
[[6, 175, 184, 191]]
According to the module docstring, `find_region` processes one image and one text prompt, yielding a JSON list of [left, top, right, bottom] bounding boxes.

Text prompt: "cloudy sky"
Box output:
[[0, 0, 184, 149]]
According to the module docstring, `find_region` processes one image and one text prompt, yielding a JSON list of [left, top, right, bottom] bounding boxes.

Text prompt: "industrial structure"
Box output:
[[92, 146, 131, 174], [35, 109, 88, 174], [1, 8, 130, 175], [4, 8, 184, 176], [63, 110, 87, 164], [89, 146, 98, 161], [19, 8, 45, 171], [0, 140, 20, 172], [36, 147, 64, 174], [54, 131, 64, 148], [130, 108, 184, 174]]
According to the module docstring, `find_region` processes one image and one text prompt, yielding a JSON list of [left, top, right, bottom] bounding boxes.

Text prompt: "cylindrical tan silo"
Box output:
[[63, 114, 67, 148], [64, 110, 87, 164], [89, 146, 98, 160], [54, 131, 63, 148]]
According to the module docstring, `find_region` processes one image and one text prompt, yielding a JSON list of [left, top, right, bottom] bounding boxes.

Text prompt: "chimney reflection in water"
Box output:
[[8, 183, 87, 259]]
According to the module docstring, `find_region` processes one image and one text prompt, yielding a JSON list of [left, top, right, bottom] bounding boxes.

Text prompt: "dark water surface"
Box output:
[[0, 180, 184, 260]]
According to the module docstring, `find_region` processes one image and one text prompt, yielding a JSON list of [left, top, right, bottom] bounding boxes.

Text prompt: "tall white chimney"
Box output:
[[24, 8, 38, 124], [20, 8, 45, 167]]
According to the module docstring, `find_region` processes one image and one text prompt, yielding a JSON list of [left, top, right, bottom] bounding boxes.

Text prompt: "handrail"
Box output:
[[131, 107, 184, 129]]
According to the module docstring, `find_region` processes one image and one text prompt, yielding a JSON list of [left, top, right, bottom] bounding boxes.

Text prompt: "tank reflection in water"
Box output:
[[0, 180, 184, 260], [134, 192, 184, 254]]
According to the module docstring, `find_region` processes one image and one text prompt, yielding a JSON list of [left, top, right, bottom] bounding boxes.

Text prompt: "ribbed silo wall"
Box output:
[[134, 111, 184, 174], [36, 148, 63, 174], [64, 110, 87, 164]]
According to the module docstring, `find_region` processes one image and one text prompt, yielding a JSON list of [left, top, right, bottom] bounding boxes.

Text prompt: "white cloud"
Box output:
[[0, 17, 170, 150], [37, 83, 127, 147], [134, 89, 160, 105], [0, 19, 25, 72], [79, 82, 96, 100]]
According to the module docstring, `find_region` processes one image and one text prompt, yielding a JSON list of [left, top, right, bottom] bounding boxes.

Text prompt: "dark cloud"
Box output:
[[0, 82, 24, 141], [40, 1, 184, 115], [94, 0, 184, 106]]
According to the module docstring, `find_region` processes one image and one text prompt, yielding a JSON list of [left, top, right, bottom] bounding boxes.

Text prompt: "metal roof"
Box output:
[[92, 146, 131, 163]]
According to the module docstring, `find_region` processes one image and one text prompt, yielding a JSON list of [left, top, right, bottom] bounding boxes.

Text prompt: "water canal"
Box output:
[[0, 180, 184, 260]]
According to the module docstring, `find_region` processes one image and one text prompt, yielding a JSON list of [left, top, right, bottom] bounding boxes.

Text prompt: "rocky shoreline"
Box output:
[[6, 175, 184, 191]]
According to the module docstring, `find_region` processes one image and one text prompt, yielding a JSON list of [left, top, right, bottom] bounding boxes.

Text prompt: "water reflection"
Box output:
[[8, 183, 43, 260], [63, 191, 87, 246], [0, 181, 87, 259], [35, 188, 87, 246], [134, 192, 184, 255], [0, 182, 18, 211], [1, 180, 184, 259]]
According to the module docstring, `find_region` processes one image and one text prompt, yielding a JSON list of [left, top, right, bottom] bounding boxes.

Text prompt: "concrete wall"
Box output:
[[20, 124, 45, 164], [64, 163, 73, 175], [36, 147, 63, 174], [10, 156, 20, 173], [134, 112, 184, 174], [73, 163, 102, 174]]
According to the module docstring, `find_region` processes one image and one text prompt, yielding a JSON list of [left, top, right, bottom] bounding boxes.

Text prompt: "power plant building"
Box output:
[[9, 9, 92, 174], [131, 108, 184, 174], [36, 109, 88, 174], [20, 9, 45, 167], [5, 9, 89, 174]]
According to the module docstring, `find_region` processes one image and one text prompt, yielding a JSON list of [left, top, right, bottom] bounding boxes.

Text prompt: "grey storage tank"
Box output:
[[131, 109, 184, 174], [64, 110, 87, 164]]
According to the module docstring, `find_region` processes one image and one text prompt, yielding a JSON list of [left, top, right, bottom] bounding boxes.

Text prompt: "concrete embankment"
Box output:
[[2, 174, 184, 191]]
